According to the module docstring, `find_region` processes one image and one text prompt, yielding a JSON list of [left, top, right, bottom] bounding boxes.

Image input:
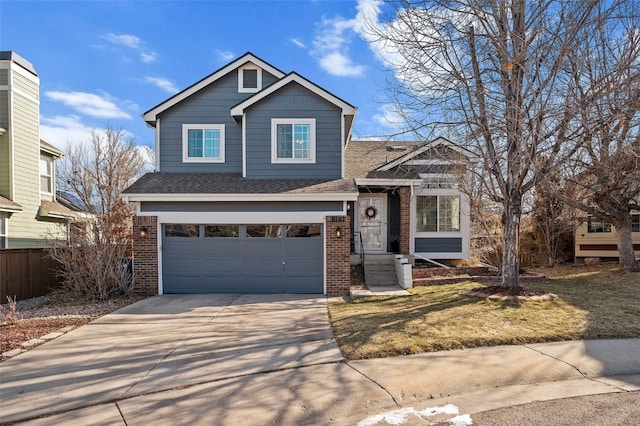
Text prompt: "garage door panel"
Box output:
[[162, 223, 323, 294]]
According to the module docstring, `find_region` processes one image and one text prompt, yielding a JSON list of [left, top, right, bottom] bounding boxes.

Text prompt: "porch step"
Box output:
[[363, 254, 404, 289]]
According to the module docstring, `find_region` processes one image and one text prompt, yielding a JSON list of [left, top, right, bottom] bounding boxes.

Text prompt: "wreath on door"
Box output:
[[365, 206, 377, 219]]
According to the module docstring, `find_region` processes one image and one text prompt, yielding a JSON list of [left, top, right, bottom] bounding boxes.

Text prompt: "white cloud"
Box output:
[[291, 38, 306, 48], [312, 15, 365, 77], [319, 52, 365, 77], [373, 103, 404, 128], [144, 76, 179, 94], [46, 91, 132, 119], [103, 32, 141, 49], [102, 32, 157, 63], [214, 49, 235, 62]]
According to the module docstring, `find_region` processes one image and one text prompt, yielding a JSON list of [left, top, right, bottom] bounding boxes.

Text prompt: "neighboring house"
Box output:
[[123, 53, 476, 297], [345, 138, 475, 261], [123, 53, 357, 296], [574, 212, 640, 261], [0, 51, 78, 249]]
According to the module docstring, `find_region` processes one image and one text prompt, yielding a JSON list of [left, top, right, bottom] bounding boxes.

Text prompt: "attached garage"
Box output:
[[162, 223, 323, 294]]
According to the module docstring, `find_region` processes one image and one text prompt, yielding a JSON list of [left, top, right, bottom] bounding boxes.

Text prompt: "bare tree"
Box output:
[[362, 0, 631, 288], [48, 127, 146, 298], [556, 6, 640, 271]]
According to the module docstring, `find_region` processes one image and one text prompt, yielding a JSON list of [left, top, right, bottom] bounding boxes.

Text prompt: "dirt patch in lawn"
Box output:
[[462, 285, 558, 301]]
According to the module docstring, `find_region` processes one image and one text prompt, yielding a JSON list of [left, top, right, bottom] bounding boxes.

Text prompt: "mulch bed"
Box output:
[[1, 317, 89, 355], [462, 285, 558, 301]]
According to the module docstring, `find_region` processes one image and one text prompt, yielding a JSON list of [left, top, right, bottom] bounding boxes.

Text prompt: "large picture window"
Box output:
[[183, 124, 225, 163], [416, 195, 461, 232], [271, 119, 315, 163]]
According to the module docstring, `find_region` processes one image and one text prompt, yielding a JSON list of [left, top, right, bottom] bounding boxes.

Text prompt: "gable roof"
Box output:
[[230, 72, 357, 117], [142, 52, 286, 127], [377, 137, 479, 172]]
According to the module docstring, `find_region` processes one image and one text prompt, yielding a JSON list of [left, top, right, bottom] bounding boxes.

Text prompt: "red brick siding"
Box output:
[[399, 187, 411, 255], [132, 216, 158, 295], [325, 215, 351, 297]]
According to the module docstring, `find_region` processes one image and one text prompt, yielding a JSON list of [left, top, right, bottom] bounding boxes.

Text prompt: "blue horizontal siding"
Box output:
[[415, 237, 462, 253], [244, 83, 343, 179]]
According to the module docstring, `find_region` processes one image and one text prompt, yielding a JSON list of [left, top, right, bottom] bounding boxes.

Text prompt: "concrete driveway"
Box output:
[[0, 294, 378, 424]]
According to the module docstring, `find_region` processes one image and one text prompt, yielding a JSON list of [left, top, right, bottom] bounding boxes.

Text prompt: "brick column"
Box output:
[[132, 216, 158, 295], [325, 215, 351, 297], [399, 186, 411, 255]]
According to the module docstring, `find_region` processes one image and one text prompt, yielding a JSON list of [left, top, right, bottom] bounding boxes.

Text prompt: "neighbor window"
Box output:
[[271, 119, 315, 163], [40, 156, 53, 194], [238, 64, 262, 93], [631, 214, 639, 233], [416, 195, 461, 232], [183, 125, 225, 162], [587, 216, 611, 233], [0, 215, 7, 249]]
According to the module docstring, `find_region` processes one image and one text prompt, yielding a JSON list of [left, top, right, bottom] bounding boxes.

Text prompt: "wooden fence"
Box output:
[[0, 249, 62, 302]]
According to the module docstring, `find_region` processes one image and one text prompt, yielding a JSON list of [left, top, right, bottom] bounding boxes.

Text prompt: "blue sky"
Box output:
[[0, 0, 406, 152]]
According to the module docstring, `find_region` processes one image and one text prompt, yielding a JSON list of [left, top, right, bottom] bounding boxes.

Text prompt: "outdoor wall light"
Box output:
[[335, 226, 342, 238], [140, 226, 148, 239]]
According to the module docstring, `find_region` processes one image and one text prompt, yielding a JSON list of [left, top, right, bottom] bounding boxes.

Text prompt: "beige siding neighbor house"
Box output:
[[0, 51, 78, 248], [574, 213, 640, 261]]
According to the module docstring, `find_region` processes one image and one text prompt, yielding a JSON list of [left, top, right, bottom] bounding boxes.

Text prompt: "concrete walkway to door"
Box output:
[[0, 294, 348, 424]]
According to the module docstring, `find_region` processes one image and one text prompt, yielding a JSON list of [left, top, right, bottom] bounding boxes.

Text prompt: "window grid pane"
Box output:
[[277, 124, 293, 158], [439, 196, 461, 232], [203, 129, 220, 158], [165, 224, 200, 237], [205, 225, 239, 238], [416, 196, 438, 232], [246, 225, 282, 238], [293, 124, 310, 159], [187, 129, 203, 158], [631, 214, 640, 233]]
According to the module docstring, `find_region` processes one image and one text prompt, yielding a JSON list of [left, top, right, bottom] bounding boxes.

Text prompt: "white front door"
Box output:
[[357, 194, 386, 253]]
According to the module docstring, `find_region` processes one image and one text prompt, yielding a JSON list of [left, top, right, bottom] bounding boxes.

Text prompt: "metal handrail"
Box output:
[[352, 231, 365, 265]]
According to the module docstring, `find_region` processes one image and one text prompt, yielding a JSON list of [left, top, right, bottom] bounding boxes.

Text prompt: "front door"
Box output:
[[357, 194, 386, 253]]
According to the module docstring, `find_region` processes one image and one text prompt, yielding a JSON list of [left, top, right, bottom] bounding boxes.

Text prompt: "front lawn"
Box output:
[[328, 264, 640, 360]]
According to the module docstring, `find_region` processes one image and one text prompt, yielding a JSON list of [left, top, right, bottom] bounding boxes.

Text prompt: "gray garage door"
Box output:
[[162, 223, 323, 294]]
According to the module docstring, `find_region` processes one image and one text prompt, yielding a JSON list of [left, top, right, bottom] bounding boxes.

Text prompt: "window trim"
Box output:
[[182, 124, 225, 163], [238, 64, 262, 93], [0, 214, 7, 249], [415, 194, 461, 234], [271, 118, 316, 164], [39, 155, 53, 196]]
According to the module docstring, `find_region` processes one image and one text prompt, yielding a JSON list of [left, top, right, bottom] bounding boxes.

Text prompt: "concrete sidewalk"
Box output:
[[0, 294, 638, 425]]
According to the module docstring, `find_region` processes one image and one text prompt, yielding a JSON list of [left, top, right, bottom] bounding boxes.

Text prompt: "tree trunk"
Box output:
[[614, 218, 638, 272], [501, 197, 522, 288]]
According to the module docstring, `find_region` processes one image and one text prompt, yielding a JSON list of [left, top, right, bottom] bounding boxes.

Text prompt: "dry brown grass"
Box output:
[[329, 263, 640, 360]]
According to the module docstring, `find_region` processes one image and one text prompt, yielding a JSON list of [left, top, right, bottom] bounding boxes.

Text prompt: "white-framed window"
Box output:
[[271, 118, 316, 163], [182, 124, 225, 163], [416, 195, 461, 232], [238, 64, 262, 93], [0, 214, 7, 249], [40, 155, 53, 195], [587, 216, 611, 233], [632, 213, 640, 233]]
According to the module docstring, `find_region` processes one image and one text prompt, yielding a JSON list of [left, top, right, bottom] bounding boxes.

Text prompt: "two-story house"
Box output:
[[0, 51, 78, 249], [123, 53, 358, 296], [124, 53, 475, 297]]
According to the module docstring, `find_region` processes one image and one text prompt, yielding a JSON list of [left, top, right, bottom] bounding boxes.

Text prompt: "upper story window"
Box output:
[[587, 216, 611, 233], [182, 124, 225, 163], [238, 64, 262, 93], [271, 118, 316, 164], [39, 155, 53, 195], [416, 195, 461, 233]]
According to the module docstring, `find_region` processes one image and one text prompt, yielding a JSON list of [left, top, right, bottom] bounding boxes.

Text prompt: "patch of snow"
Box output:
[[358, 404, 472, 426]]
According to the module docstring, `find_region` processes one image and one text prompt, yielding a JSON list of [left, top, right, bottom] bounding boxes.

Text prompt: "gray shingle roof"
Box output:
[[345, 140, 424, 179], [123, 173, 357, 195]]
